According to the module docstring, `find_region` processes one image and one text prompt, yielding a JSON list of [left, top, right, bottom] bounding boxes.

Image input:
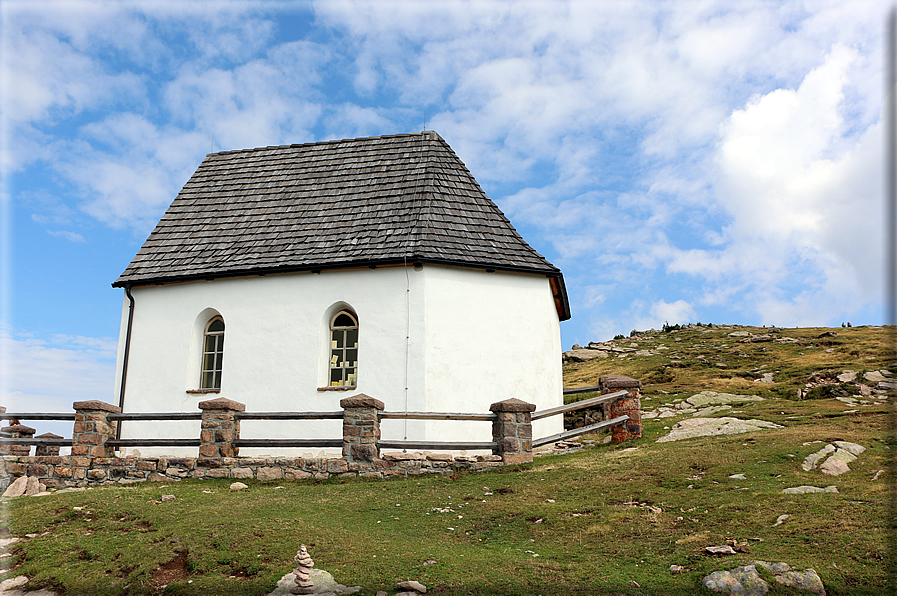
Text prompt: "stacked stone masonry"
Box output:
[[198, 397, 245, 460], [600, 374, 642, 443], [34, 434, 63, 457], [490, 398, 535, 465], [0, 452, 507, 490], [71, 401, 120, 458], [0, 425, 35, 457], [340, 394, 384, 463]]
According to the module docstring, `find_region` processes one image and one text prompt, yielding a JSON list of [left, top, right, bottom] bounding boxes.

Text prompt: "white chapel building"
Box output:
[[111, 131, 570, 456]]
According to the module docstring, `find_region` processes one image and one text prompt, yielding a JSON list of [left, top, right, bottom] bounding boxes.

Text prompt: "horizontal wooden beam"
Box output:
[[378, 440, 497, 450], [0, 438, 72, 446], [379, 412, 496, 421], [109, 413, 203, 421], [107, 439, 201, 447], [532, 415, 630, 448], [234, 439, 343, 448], [562, 385, 602, 395], [236, 412, 343, 420], [0, 413, 76, 421], [532, 389, 628, 421]]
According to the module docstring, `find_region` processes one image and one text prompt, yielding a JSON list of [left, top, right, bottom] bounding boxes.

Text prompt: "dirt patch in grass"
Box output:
[[150, 549, 189, 591]]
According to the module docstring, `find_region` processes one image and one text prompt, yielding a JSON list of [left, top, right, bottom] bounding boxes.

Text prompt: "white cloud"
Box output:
[[709, 44, 881, 320], [0, 28, 144, 127], [46, 230, 86, 243], [2, 0, 889, 350], [164, 40, 329, 149], [0, 328, 117, 436]]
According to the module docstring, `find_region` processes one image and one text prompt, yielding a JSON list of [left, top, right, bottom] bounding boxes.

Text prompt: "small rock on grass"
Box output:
[[267, 568, 360, 596], [230, 482, 249, 491], [752, 561, 790, 573], [782, 486, 838, 494], [706, 545, 737, 555], [775, 570, 825, 596], [0, 576, 29, 591], [771, 514, 790, 527], [702, 565, 768, 595], [2, 476, 28, 498], [397, 580, 427, 593]]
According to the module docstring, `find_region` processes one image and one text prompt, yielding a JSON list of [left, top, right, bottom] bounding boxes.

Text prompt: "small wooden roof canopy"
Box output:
[[114, 131, 570, 320]]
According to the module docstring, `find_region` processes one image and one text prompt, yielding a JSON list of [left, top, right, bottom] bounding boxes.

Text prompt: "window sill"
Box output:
[[317, 386, 358, 392], [186, 389, 221, 394]]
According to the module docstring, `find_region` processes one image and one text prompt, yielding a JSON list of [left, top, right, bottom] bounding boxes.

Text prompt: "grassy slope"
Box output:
[[2, 325, 893, 595]]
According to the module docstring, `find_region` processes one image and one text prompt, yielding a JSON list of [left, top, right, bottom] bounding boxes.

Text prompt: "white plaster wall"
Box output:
[[112, 264, 563, 456], [420, 266, 564, 444], [115, 267, 426, 456]]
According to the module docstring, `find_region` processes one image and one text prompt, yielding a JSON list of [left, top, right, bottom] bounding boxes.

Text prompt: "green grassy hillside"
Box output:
[[2, 325, 894, 595]]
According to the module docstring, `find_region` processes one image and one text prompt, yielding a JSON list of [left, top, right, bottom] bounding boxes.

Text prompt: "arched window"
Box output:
[[201, 317, 225, 389], [329, 310, 358, 387]]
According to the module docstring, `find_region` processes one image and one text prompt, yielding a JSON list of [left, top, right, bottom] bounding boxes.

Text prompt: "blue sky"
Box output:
[[1, 0, 890, 418]]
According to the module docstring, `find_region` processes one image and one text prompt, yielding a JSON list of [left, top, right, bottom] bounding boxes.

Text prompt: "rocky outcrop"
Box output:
[[799, 441, 864, 476], [657, 417, 782, 443], [703, 562, 825, 595]]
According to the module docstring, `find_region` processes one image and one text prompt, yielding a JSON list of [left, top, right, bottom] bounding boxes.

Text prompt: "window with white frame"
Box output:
[[329, 310, 358, 387], [201, 317, 225, 389]]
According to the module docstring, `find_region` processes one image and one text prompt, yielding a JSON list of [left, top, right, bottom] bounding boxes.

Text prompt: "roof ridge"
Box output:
[[208, 131, 442, 158]]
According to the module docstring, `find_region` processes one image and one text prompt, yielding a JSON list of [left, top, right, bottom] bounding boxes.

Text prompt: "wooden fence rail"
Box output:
[[0, 374, 642, 464], [532, 389, 628, 421], [532, 415, 630, 448], [0, 438, 72, 447], [379, 440, 498, 451], [0, 413, 76, 421], [562, 385, 602, 395]]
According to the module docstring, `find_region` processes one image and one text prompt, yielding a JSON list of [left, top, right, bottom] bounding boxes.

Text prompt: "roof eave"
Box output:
[[111, 257, 562, 289]]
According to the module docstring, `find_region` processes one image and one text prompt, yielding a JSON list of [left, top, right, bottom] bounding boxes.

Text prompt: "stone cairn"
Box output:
[[291, 544, 315, 594]]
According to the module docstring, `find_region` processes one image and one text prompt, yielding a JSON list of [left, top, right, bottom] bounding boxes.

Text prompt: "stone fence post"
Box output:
[[490, 398, 535, 464], [599, 374, 642, 443], [72, 400, 121, 458], [340, 394, 384, 464], [198, 398, 245, 462], [35, 433, 63, 457], [0, 424, 35, 457]]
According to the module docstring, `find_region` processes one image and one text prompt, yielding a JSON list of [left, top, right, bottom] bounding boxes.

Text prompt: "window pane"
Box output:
[[330, 369, 343, 386], [333, 313, 355, 328], [327, 310, 357, 386], [201, 317, 224, 389]]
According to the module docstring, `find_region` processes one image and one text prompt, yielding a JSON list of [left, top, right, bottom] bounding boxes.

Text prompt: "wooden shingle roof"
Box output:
[[113, 131, 569, 319]]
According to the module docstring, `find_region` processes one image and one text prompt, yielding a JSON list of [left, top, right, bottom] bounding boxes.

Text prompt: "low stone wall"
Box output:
[[0, 451, 506, 491]]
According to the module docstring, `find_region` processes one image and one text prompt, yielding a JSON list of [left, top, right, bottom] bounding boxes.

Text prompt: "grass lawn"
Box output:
[[2, 325, 893, 595]]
